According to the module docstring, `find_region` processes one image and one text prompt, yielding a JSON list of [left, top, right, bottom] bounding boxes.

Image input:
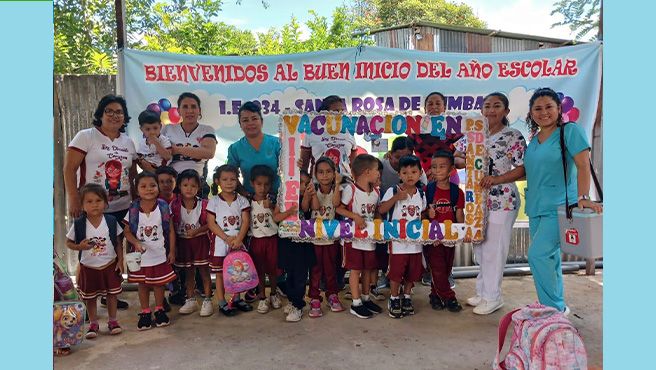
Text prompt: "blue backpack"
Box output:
[[73, 214, 118, 260]]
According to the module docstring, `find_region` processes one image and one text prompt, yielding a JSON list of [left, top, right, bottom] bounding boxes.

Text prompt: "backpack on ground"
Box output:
[[493, 302, 587, 370]]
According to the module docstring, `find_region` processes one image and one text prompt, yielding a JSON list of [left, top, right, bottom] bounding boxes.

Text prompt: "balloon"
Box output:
[[147, 103, 160, 113], [561, 112, 570, 123], [568, 107, 580, 122], [168, 107, 181, 123], [160, 111, 171, 125], [158, 98, 171, 111], [557, 92, 565, 101], [561, 96, 574, 113]]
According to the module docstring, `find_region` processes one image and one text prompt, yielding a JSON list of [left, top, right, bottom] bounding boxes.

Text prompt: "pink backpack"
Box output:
[[494, 302, 587, 370], [222, 249, 259, 294]]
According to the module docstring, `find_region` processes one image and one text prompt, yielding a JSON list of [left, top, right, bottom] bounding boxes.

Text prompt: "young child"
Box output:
[[336, 154, 383, 319], [274, 170, 316, 322], [206, 165, 252, 316], [424, 150, 465, 312], [136, 110, 172, 173], [308, 157, 345, 318], [171, 169, 213, 317], [156, 166, 178, 204], [123, 172, 177, 330], [65, 184, 124, 338], [378, 155, 427, 318], [248, 165, 282, 314]]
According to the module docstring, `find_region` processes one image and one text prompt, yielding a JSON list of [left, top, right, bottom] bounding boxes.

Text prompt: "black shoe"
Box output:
[[219, 304, 237, 317], [154, 309, 170, 327], [349, 303, 373, 319], [362, 299, 383, 314], [101, 296, 129, 310], [233, 299, 253, 312], [388, 298, 402, 318], [137, 312, 153, 331], [401, 297, 415, 315], [168, 292, 186, 306], [163, 297, 171, 313], [445, 298, 463, 312], [244, 288, 258, 303], [429, 294, 445, 310]]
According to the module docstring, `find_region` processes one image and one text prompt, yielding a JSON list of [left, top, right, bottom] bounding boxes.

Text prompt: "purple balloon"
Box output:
[[158, 98, 172, 111], [561, 96, 574, 113], [557, 92, 565, 101], [147, 103, 161, 113]]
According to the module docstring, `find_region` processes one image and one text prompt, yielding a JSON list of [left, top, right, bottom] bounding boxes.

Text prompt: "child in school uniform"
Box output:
[[136, 110, 172, 172]]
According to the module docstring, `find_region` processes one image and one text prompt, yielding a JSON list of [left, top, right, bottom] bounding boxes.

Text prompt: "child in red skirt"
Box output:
[[66, 183, 125, 338], [171, 169, 213, 317], [248, 165, 282, 314], [307, 157, 345, 317], [123, 172, 177, 330]]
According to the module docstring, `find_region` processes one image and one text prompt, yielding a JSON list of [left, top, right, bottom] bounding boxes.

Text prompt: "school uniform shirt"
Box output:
[[455, 126, 526, 211], [250, 199, 278, 238], [429, 186, 466, 223], [206, 194, 250, 257], [137, 134, 172, 168], [227, 134, 281, 194], [175, 199, 203, 239], [524, 123, 590, 218], [66, 217, 123, 268], [302, 132, 357, 179], [162, 123, 217, 176], [382, 186, 426, 254], [340, 184, 379, 251], [123, 204, 170, 267], [312, 187, 337, 246], [68, 127, 137, 212]]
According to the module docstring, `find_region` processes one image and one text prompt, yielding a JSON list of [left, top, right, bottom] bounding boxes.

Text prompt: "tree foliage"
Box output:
[[350, 0, 486, 32], [55, 0, 367, 75], [551, 0, 600, 40]]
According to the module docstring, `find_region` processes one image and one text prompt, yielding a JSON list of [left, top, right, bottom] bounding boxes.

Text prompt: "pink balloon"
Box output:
[[568, 107, 580, 122], [561, 112, 570, 123], [168, 107, 181, 123]]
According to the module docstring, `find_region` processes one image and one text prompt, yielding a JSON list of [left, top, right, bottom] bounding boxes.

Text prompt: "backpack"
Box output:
[[73, 214, 118, 261], [425, 181, 460, 220], [53, 250, 87, 349], [223, 249, 259, 294], [345, 183, 380, 214], [494, 302, 587, 370], [170, 196, 209, 231], [386, 184, 425, 221], [127, 199, 171, 252]]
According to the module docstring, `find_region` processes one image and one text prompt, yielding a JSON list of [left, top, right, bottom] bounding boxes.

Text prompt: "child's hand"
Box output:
[[134, 243, 145, 253], [229, 238, 242, 250], [334, 173, 342, 186], [263, 198, 272, 209], [479, 176, 497, 189], [145, 135, 158, 146], [78, 239, 94, 250], [305, 183, 316, 198], [352, 215, 367, 230], [428, 205, 436, 219], [115, 259, 124, 275], [395, 185, 409, 201], [225, 235, 236, 245], [296, 158, 304, 169], [287, 204, 299, 215], [167, 252, 176, 265]]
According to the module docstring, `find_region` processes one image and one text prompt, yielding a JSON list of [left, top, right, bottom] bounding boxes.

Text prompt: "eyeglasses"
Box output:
[[104, 109, 124, 117]]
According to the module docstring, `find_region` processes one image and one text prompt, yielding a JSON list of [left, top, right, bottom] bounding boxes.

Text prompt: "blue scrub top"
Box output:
[[524, 123, 590, 217], [227, 134, 281, 194]]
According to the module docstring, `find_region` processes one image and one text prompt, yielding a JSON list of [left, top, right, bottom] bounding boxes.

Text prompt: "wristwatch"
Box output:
[[577, 195, 590, 202]]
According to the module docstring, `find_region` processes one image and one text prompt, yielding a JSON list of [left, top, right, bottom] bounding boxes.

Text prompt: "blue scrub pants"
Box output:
[[527, 214, 565, 311]]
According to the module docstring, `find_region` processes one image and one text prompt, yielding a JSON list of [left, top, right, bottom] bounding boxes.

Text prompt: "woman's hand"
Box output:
[[578, 199, 603, 214], [67, 194, 82, 218], [479, 176, 498, 189]]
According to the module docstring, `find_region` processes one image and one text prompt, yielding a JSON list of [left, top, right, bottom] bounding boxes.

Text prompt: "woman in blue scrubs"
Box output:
[[524, 88, 602, 312]]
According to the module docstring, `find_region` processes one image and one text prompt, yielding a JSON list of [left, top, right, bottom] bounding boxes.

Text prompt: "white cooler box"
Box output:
[[557, 205, 602, 259]]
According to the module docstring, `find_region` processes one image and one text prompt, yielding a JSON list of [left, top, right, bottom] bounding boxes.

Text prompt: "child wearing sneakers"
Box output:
[[308, 157, 345, 317], [171, 169, 213, 317], [248, 165, 283, 314], [136, 110, 172, 173], [65, 184, 125, 338], [336, 154, 383, 319], [123, 172, 177, 330], [379, 155, 427, 318], [206, 165, 253, 316], [424, 150, 465, 312]]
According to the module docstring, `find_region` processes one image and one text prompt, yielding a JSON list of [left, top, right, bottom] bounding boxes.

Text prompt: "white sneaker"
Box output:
[[179, 298, 198, 314], [283, 302, 293, 314], [257, 299, 271, 314], [466, 296, 483, 307], [270, 294, 282, 309], [563, 306, 571, 317], [200, 298, 214, 317], [286, 306, 303, 322], [473, 299, 504, 315]]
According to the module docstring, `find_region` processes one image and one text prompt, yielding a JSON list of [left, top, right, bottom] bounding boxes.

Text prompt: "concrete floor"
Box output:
[[55, 272, 602, 370]]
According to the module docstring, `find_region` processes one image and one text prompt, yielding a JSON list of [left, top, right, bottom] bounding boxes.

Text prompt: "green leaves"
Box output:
[[550, 0, 600, 40]]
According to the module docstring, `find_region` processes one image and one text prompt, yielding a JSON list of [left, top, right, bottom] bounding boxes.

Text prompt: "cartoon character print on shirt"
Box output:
[[317, 205, 333, 218], [359, 202, 377, 219], [88, 237, 108, 256], [401, 203, 421, 218], [222, 215, 241, 232], [252, 211, 272, 231], [138, 224, 160, 242], [172, 137, 203, 163], [104, 159, 122, 196]]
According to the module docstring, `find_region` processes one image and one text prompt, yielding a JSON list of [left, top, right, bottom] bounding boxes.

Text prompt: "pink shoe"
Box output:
[[309, 299, 323, 318], [328, 294, 345, 312]]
